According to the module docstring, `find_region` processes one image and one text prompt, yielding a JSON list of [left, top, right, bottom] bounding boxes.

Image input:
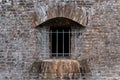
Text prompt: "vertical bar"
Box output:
[[56, 30, 58, 57], [51, 30, 52, 55], [63, 30, 64, 57], [75, 30, 76, 54], [69, 30, 70, 56], [44, 29, 46, 54]]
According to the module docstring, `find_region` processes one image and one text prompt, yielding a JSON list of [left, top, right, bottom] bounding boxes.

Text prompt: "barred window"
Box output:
[[50, 27, 71, 58], [36, 17, 85, 59]]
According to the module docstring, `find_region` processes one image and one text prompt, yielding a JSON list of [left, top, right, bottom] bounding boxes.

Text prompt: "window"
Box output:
[[50, 27, 71, 58], [36, 17, 85, 59]]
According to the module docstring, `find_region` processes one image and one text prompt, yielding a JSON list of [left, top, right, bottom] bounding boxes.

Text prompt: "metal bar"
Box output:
[[44, 29, 46, 53], [75, 30, 76, 54], [63, 30, 64, 57], [46, 31, 81, 33], [51, 30, 52, 55], [69, 30, 70, 56], [56, 30, 58, 57]]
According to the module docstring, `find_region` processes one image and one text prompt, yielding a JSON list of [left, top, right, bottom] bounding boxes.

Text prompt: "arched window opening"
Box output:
[[35, 17, 85, 59]]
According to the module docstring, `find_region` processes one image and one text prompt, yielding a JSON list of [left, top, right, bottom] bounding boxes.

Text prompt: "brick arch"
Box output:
[[32, 1, 88, 27]]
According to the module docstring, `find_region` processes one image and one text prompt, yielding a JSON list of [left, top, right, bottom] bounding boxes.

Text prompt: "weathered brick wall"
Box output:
[[0, 0, 36, 79], [88, 0, 120, 79], [0, 0, 120, 80]]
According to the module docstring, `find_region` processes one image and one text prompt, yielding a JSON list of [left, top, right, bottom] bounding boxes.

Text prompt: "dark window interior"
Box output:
[[50, 27, 71, 57]]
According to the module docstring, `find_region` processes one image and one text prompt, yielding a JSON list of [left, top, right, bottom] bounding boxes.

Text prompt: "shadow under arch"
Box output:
[[35, 17, 85, 29]]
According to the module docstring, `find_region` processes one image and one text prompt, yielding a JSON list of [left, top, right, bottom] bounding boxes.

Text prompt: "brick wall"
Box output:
[[0, 0, 120, 80]]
